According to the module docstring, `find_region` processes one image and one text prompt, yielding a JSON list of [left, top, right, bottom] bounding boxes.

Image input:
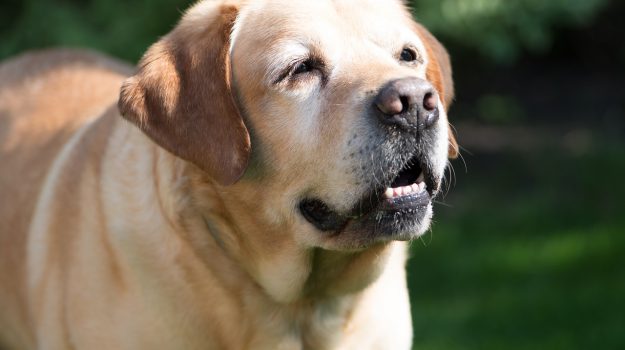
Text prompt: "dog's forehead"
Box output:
[[232, 0, 423, 57]]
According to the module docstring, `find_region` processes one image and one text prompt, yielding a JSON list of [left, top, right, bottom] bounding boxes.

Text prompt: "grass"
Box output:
[[408, 144, 625, 349]]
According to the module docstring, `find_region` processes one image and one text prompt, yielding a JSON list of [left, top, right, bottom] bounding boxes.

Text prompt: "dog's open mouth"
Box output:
[[300, 153, 438, 234], [383, 157, 434, 209]]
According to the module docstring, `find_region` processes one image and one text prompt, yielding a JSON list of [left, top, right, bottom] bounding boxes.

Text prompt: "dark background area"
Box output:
[[1, 0, 623, 349]]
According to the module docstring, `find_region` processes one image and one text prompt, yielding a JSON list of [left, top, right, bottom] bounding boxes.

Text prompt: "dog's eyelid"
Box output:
[[292, 58, 318, 75], [273, 55, 326, 85]]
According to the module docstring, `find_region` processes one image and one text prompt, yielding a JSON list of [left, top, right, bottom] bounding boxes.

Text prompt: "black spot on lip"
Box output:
[[300, 199, 349, 232]]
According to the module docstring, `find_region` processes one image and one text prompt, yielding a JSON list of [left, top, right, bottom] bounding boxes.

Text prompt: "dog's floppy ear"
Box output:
[[414, 23, 459, 159], [119, 4, 250, 185]]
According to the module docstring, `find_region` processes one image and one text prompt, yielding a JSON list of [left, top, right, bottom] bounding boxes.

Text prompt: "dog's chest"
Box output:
[[239, 298, 352, 350]]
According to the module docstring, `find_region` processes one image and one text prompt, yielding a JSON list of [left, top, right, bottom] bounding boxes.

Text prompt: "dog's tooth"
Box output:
[[419, 183, 426, 192], [394, 188, 403, 197], [411, 184, 419, 192], [384, 188, 394, 199], [403, 186, 412, 194]]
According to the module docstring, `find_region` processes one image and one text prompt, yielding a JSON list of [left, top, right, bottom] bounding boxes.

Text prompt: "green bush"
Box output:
[[0, 0, 194, 62]]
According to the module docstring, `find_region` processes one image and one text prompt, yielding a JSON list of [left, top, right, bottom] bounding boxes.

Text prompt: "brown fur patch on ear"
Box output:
[[414, 22, 459, 159], [447, 126, 459, 159], [119, 4, 250, 185]]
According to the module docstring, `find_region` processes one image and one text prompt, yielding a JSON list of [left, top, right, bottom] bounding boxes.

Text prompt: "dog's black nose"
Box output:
[[374, 77, 439, 130]]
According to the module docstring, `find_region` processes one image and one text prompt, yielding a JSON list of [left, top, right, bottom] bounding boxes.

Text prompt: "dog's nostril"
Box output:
[[399, 96, 409, 114], [423, 92, 436, 112], [375, 94, 403, 116]]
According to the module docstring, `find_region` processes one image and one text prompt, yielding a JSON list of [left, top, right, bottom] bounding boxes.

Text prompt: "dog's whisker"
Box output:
[[433, 200, 453, 208], [446, 161, 457, 197], [457, 150, 469, 174]]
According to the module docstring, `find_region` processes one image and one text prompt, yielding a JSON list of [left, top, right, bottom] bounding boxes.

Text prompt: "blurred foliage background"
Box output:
[[1, 0, 624, 349]]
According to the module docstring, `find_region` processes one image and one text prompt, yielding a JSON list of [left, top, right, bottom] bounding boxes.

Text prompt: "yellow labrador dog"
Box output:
[[0, 0, 458, 349]]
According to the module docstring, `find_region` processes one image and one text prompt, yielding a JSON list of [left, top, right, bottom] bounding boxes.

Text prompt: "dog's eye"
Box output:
[[292, 60, 315, 75], [400, 48, 418, 62], [274, 56, 326, 86]]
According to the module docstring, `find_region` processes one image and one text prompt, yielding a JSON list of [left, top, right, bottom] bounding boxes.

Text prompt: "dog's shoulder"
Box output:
[[0, 50, 133, 349]]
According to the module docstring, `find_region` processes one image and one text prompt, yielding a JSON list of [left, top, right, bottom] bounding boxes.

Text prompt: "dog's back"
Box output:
[[0, 49, 131, 349]]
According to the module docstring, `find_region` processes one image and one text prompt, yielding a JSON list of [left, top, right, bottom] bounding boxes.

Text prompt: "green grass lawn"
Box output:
[[408, 143, 625, 349]]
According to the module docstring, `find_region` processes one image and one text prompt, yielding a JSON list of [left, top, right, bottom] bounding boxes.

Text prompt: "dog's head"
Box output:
[[120, 0, 457, 253]]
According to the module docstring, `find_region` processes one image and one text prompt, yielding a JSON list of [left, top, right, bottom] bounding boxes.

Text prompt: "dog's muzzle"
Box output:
[[300, 77, 445, 244]]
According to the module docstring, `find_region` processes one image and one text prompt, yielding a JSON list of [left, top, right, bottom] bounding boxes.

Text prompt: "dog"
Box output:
[[0, 0, 458, 348]]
